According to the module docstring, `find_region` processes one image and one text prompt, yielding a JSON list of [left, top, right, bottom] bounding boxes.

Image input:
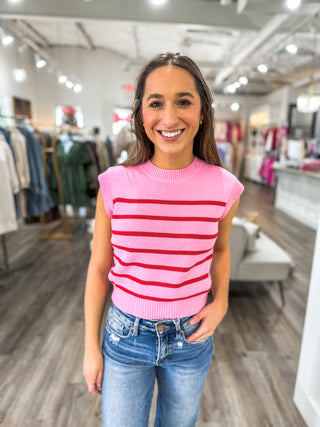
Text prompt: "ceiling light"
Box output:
[[297, 94, 320, 113], [73, 84, 83, 93], [239, 76, 248, 85], [225, 84, 236, 93], [220, 0, 232, 4], [65, 80, 74, 89], [233, 82, 241, 89], [12, 68, 27, 82], [2, 34, 14, 46], [58, 74, 68, 84], [34, 53, 46, 69], [151, 0, 166, 5], [230, 102, 240, 112], [8, 0, 23, 3], [257, 64, 268, 73], [286, 43, 298, 54], [286, 0, 301, 10]]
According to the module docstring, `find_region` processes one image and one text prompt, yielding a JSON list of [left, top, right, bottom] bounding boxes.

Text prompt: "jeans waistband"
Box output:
[[108, 303, 194, 336]]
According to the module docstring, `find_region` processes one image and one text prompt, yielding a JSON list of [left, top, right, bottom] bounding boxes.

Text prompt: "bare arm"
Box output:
[[187, 198, 239, 342], [83, 190, 113, 394]]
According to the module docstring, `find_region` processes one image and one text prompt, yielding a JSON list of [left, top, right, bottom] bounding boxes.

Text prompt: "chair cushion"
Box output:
[[235, 232, 293, 281]]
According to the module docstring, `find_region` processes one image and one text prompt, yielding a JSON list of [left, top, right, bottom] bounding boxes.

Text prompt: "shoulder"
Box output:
[[197, 158, 239, 183]]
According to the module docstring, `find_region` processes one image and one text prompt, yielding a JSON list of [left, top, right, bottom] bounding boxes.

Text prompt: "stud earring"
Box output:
[[200, 120, 203, 125]]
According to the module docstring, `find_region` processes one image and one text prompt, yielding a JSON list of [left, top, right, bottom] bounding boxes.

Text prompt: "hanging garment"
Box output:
[[0, 135, 20, 235], [52, 139, 92, 206], [18, 127, 54, 217]]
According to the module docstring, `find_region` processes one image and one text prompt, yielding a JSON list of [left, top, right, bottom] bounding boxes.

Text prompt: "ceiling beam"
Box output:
[[75, 22, 95, 50]]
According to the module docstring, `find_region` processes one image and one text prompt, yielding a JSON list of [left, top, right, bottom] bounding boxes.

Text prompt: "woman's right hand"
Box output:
[[83, 346, 104, 395]]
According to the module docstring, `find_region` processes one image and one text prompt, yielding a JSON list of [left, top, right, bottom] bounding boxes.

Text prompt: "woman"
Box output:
[[83, 52, 244, 427]]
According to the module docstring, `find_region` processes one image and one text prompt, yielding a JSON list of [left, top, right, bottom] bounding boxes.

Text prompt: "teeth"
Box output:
[[161, 130, 182, 138]]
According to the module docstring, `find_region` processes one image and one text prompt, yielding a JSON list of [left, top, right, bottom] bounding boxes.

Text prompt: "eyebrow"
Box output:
[[146, 92, 195, 101]]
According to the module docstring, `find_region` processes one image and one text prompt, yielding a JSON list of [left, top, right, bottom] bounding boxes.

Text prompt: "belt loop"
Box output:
[[173, 318, 182, 338], [132, 316, 140, 336]]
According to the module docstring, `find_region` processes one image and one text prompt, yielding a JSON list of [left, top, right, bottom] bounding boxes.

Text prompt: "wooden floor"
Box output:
[[0, 180, 316, 427]]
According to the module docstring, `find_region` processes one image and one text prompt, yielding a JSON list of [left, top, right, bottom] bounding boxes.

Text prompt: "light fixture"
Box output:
[[286, 43, 298, 54], [230, 102, 240, 112], [7, 0, 23, 3], [12, 68, 27, 82], [233, 82, 241, 89], [220, 0, 232, 4], [151, 0, 166, 4], [297, 94, 320, 113], [65, 80, 74, 89], [257, 64, 268, 73], [239, 76, 248, 85], [286, 0, 301, 11], [58, 74, 68, 84], [0, 27, 14, 46], [73, 84, 83, 93], [225, 84, 236, 94], [34, 53, 46, 69]]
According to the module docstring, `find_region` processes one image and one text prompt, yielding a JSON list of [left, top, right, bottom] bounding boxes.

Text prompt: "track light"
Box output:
[[0, 28, 14, 46], [58, 74, 68, 84], [257, 64, 268, 73], [286, 43, 298, 54], [34, 53, 46, 68], [239, 76, 248, 85], [65, 80, 74, 89], [73, 84, 83, 93]]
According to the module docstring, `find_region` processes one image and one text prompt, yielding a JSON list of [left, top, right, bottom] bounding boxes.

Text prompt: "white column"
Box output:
[[294, 215, 320, 426]]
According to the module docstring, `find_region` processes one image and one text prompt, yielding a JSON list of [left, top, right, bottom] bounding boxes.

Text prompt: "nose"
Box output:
[[162, 104, 179, 128]]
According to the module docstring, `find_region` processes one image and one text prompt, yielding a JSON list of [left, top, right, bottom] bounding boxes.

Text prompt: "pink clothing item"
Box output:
[[98, 157, 244, 319]]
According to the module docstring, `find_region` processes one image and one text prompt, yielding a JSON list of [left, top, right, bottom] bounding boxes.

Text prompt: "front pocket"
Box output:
[[181, 321, 211, 345]]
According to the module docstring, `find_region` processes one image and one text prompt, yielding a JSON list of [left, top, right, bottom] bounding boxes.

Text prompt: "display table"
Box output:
[[273, 163, 320, 230]]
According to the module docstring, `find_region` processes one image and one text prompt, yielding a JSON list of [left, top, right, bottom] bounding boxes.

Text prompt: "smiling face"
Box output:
[[141, 65, 203, 169]]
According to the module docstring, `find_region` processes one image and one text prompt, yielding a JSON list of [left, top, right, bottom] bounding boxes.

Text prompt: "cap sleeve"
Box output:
[[220, 177, 244, 219], [98, 170, 113, 217]]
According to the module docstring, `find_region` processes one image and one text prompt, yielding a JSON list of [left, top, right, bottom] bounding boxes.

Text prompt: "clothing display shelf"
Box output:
[[37, 130, 73, 240]]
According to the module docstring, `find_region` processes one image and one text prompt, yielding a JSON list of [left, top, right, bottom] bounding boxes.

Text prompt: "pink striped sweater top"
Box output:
[[98, 156, 244, 319]]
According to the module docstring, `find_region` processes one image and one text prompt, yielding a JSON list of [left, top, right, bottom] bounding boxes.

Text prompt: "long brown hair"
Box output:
[[122, 52, 221, 167]]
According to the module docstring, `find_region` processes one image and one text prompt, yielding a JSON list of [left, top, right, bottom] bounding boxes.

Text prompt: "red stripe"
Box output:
[[113, 253, 213, 272], [110, 271, 209, 288], [112, 283, 211, 302], [112, 214, 219, 222], [112, 230, 218, 239], [112, 243, 212, 256], [113, 198, 226, 206]]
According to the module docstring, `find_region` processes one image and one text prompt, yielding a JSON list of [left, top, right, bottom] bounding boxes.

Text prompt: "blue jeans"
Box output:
[[101, 303, 214, 427]]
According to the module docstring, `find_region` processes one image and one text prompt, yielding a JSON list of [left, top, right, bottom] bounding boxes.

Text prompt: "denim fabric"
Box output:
[[101, 303, 214, 427]]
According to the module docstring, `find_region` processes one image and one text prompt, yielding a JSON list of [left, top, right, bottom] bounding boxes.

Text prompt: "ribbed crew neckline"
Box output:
[[141, 156, 204, 182]]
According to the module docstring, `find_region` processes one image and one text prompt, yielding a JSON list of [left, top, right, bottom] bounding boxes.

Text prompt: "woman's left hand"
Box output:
[[186, 299, 228, 343]]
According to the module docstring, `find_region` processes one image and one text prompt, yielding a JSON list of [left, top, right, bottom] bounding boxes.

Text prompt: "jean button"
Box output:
[[157, 325, 164, 332]]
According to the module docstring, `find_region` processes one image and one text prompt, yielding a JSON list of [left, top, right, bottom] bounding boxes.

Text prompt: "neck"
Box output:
[[150, 153, 195, 170]]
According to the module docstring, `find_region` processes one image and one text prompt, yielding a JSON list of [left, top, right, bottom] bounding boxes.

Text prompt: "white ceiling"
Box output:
[[1, 0, 320, 96]]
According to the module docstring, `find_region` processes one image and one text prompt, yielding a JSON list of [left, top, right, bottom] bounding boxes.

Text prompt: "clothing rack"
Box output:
[[36, 130, 73, 240]]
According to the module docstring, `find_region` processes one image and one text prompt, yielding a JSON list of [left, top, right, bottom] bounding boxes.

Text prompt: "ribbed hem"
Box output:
[[140, 156, 204, 182], [111, 288, 209, 319]]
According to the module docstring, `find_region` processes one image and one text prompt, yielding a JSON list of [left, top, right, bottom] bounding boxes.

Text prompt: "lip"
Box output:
[[157, 129, 185, 141]]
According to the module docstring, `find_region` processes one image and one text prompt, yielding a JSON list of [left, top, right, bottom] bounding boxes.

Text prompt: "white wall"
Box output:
[[0, 42, 137, 136]]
